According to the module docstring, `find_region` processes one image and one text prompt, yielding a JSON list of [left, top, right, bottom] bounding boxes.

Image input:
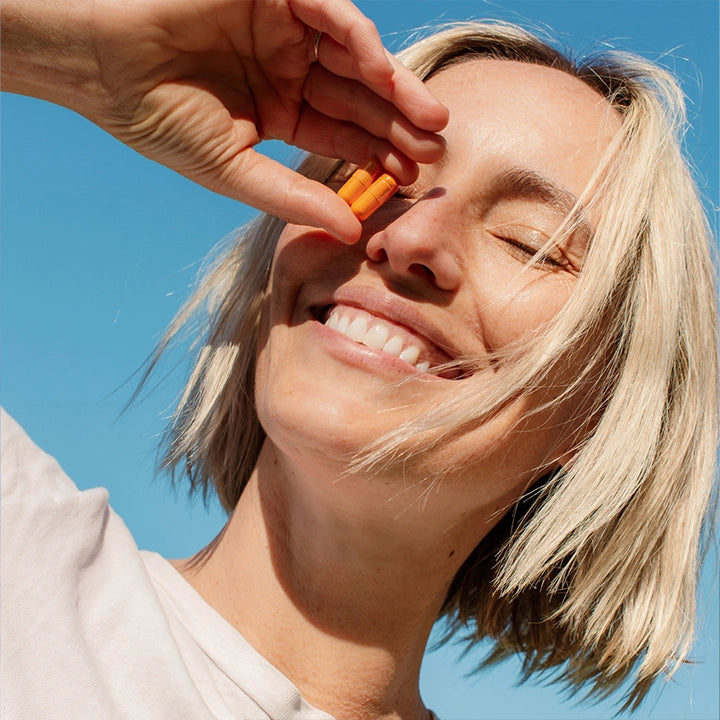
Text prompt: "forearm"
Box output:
[[1, 0, 100, 115]]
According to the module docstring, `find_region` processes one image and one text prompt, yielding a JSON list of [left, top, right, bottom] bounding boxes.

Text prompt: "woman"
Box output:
[[2, 2, 717, 719]]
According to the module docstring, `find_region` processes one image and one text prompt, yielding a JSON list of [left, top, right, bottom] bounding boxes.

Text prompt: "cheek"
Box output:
[[475, 270, 575, 350], [260, 230, 325, 333], [253, 295, 276, 427]]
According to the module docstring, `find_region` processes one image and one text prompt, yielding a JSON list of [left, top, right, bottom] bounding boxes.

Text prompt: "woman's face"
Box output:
[[255, 59, 619, 520]]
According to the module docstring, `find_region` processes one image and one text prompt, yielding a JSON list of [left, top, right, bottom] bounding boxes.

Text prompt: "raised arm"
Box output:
[[1, 0, 448, 241]]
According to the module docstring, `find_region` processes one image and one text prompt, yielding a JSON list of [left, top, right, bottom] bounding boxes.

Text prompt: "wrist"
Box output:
[[1, 0, 100, 115]]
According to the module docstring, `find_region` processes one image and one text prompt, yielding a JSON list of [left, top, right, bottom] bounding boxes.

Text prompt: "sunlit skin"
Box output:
[[175, 60, 621, 720]]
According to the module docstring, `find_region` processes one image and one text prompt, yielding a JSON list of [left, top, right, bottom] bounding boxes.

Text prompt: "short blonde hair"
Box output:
[[149, 22, 718, 711]]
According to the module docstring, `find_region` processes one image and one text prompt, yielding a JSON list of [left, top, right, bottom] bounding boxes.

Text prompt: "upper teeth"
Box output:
[[325, 308, 431, 373]]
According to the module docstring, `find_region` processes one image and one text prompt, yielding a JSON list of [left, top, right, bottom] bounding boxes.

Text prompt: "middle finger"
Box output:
[[315, 34, 449, 133]]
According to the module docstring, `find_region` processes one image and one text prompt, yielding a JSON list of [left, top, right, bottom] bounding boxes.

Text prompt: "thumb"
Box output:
[[198, 148, 363, 243]]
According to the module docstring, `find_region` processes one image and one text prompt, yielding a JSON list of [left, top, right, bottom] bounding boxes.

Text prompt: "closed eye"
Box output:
[[488, 223, 572, 271], [497, 235, 564, 268]]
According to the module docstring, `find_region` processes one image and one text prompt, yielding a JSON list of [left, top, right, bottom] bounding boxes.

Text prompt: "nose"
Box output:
[[364, 191, 463, 292]]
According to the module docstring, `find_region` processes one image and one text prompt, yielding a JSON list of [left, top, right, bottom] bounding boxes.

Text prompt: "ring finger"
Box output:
[[302, 63, 445, 164]]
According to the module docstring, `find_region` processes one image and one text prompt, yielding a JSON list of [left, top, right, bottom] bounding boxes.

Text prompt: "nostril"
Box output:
[[367, 245, 438, 286], [365, 228, 459, 292], [408, 263, 435, 283]]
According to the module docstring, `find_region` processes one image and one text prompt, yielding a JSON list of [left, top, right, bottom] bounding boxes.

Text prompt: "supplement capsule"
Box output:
[[337, 159, 382, 204], [350, 174, 399, 221]]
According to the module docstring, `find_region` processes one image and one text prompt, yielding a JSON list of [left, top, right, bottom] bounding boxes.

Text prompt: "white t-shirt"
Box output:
[[0, 409, 335, 720]]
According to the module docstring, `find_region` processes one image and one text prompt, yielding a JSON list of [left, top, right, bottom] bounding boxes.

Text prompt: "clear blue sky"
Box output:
[[2, 2, 718, 719]]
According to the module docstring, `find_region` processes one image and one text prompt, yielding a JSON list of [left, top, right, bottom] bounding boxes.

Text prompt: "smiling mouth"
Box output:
[[315, 304, 461, 379]]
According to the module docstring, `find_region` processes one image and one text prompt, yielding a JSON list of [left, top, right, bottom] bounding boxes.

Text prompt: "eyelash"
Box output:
[[496, 234, 564, 268]]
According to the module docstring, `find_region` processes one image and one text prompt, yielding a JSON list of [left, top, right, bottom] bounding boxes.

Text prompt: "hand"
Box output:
[[2, 0, 448, 241]]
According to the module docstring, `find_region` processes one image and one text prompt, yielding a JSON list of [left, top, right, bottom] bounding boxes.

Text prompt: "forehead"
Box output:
[[424, 59, 620, 197]]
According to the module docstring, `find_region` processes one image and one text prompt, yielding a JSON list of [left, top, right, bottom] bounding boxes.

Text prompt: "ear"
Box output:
[[554, 442, 579, 473], [556, 454, 574, 471]]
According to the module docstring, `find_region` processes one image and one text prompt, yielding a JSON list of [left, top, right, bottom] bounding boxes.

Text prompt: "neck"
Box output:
[[175, 440, 495, 720]]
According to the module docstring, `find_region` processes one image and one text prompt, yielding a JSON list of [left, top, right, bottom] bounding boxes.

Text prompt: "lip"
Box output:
[[307, 286, 464, 379]]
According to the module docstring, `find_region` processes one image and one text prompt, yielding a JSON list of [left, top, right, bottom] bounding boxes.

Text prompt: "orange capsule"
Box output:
[[350, 173, 399, 221], [337, 158, 382, 204]]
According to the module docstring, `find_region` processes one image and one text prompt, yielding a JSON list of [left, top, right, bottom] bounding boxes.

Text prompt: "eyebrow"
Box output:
[[492, 167, 593, 240]]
